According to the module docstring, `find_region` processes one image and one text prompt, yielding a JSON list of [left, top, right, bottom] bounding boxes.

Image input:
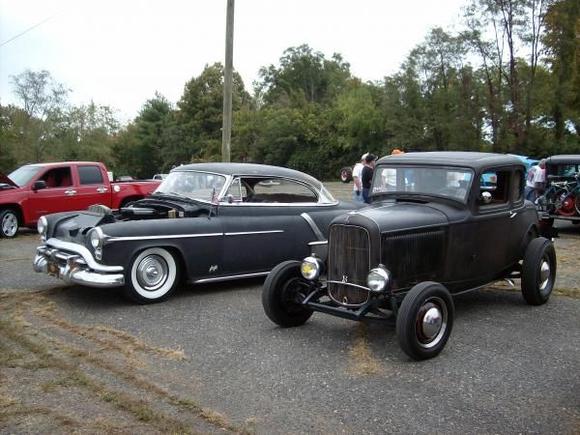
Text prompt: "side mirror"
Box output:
[[32, 180, 47, 191], [480, 191, 492, 205]]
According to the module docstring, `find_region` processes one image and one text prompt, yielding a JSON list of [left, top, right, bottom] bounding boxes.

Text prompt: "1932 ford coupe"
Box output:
[[262, 152, 557, 360], [33, 163, 360, 303]]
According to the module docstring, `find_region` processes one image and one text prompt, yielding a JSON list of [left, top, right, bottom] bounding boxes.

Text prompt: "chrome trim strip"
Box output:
[[326, 280, 370, 291], [106, 233, 223, 242], [193, 271, 269, 284], [44, 239, 123, 272], [308, 240, 328, 246], [224, 230, 284, 236], [300, 213, 325, 241]]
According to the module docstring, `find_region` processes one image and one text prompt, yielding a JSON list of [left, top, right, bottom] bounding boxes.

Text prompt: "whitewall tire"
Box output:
[[124, 247, 179, 303]]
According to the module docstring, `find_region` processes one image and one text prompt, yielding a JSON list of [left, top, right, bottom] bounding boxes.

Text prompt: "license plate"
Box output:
[[47, 260, 60, 278]]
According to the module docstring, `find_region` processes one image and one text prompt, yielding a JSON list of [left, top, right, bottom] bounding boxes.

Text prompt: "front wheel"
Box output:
[[521, 237, 556, 306], [124, 248, 180, 304], [396, 282, 454, 361], [0, 209, 19, 238], [262, 261, 313, 327]]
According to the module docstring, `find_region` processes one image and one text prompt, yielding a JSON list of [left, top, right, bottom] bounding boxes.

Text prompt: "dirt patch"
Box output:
[[0, 290, 254, 434], [347, 323, 385, 376]]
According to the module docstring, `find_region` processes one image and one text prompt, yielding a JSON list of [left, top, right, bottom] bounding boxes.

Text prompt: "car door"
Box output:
[[218, 177, 321, 276], [25, 166, 77, 221], [466, 166, 525, 281], [74, 164, 111, 209]]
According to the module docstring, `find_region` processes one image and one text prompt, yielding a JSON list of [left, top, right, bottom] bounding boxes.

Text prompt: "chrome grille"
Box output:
[[327, 225, 370, 306]]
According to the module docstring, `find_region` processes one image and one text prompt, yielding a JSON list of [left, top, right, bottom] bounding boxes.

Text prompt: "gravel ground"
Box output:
[[1, 182, 579, 433]]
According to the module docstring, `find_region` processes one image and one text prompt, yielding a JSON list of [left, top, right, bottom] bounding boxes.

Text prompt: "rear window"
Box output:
[[78, 166, 104, 185]]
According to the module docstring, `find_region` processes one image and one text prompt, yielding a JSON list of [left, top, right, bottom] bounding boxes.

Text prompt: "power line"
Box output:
[[0, 15, 53, 48]]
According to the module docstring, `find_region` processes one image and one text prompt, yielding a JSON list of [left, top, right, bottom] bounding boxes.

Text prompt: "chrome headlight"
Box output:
[[367, 266, 391, 292], [300, 256, 323, 280], [88, 227, 104, 260], [37, 216, 48, 241]]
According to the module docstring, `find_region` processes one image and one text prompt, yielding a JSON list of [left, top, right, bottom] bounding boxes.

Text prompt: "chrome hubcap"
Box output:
[[539, 260, 551, 291], [422, 306, 443, 339], [136, 255, 168, 291], [2, 213, 18, 237], [417, 298, 448, 349]]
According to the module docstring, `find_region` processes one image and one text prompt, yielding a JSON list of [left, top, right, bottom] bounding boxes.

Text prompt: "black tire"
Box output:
[[339, 167, 353, 183], [262, 260, 313, 327], [396, 282, 454, 361], [0, 209, 19, 238], [123, 247, 180, 304], [521, 237, 556, 306]]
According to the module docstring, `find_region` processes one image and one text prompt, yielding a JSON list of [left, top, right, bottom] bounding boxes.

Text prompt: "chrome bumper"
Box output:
[[33, 239, 125, 288]]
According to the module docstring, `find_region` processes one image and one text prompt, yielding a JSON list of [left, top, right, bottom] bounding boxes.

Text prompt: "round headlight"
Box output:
[[89, 227, 103, 249], [37, 216, 48, 240], [367, 266, 390, 292], [300, 256, 322, 280]]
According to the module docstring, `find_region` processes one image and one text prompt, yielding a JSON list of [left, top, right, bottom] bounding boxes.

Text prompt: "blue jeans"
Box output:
[[352, 190, 363, 202]]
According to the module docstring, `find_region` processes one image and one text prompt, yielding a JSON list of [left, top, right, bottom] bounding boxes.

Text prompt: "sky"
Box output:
[[0, 0, 466, 122]]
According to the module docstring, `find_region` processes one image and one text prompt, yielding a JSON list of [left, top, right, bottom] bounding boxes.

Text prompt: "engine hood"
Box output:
[[46, 211, 114, 244], [0, 172, 18, 189], [333, 201, 449, 233]]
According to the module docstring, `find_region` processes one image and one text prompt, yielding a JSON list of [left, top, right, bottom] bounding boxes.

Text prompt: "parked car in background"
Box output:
[[262, 152, 556, 360], [0, 162, 160, 238], [152, 173, 168, 180], [33, 163, 362, 303], [536, 154, 580, 226]]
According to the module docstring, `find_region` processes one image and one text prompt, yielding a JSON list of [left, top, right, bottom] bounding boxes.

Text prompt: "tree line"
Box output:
[[1, 0, 578, 180]]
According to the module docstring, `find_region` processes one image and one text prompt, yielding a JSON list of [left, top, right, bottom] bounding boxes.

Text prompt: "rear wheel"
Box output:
[[262, 261, 313, 327], [521, 237, 556, 305], [124, 248, 180, 304], [396, 282, 454, 360], [339, 167, 353, 183], [0, 209, 19, 238]]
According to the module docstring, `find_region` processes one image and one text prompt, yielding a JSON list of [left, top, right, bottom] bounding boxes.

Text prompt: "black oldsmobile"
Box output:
[[33, 163, 359, 303], [262, 152, 557, 360]]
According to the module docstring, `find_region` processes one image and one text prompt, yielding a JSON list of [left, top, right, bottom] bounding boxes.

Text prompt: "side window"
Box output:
[[512, 169, 524, 203], [78, 166, 104, 185], [40, 167, 72, 188], [248, 178, 317, 204], [224, 178, 248, 202], [478, 170, 511, 209]]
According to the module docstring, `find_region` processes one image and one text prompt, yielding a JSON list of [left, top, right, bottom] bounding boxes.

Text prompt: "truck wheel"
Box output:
[[339, 167, 353, 183], [396, 282, 454, 361], [0, 209, 19, 238], [124, 248, 180, 304], [262, 261, 313, 327], [521, 237, 556, 306]]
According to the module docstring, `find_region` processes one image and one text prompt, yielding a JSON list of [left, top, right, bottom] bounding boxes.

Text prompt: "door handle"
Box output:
[[509, 211, 517, 219], [65, 190, 77, 196], [97, 187, 108, 193]]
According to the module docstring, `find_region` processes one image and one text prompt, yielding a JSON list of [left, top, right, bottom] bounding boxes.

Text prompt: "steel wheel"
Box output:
[[0, 209, 19, 238], [396, 282, 454, 360], [521, 237, 556, 306], [125, 248, 179, 303]]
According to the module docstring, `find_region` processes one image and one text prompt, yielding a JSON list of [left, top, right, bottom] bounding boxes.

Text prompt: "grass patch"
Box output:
[[348, 323, 384, 376]]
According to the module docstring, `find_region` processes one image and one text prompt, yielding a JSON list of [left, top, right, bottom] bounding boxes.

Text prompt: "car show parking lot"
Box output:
[[1, 182, 579, 433]]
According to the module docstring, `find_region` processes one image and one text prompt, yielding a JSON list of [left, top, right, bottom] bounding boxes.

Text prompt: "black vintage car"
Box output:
[[33, 163, 360, 303], [262, 152, 557, 360]]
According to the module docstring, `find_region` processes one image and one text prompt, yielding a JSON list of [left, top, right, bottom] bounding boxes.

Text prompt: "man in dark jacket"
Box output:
[[361, 153, 377, 204]]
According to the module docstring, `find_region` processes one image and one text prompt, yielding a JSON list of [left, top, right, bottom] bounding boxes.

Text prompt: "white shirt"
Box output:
[[532, 167, 545, 184], [352, 162, 364, 191], [526, 166, 537, 189]]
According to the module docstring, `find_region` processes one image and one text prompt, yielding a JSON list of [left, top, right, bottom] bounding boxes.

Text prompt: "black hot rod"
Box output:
[[262, 152, 557, 360]]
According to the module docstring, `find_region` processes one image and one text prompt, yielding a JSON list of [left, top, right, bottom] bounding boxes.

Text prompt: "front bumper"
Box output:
[[33, 238, 125, 288]]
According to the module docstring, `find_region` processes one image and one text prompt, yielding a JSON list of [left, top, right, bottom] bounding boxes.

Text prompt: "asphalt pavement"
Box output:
[[1, 229, 579, 433]]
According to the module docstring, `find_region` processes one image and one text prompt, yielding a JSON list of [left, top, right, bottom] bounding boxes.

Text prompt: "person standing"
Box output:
[[352, 153, 368, 202], [524, 164, 538, 200], [532, 159, 547, 200], [361, 153, 376, 204]]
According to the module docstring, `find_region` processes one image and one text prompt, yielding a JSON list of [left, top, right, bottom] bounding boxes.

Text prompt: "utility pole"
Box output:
[[221, 0, 235, 162]]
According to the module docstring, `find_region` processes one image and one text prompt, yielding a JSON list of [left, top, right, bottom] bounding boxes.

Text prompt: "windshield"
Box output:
[[8, 165, 41, 186], [372, 165, 474, 202], [155, 171, 227, 202]]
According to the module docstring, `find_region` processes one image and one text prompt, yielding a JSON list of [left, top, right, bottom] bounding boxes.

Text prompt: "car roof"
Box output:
[[376, 151, 523, 170], [173, 162, 323, 188], [546, 155, 580, 165]]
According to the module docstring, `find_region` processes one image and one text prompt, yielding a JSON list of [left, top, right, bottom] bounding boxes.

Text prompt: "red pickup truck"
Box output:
[[0, 161, 161, 238]]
